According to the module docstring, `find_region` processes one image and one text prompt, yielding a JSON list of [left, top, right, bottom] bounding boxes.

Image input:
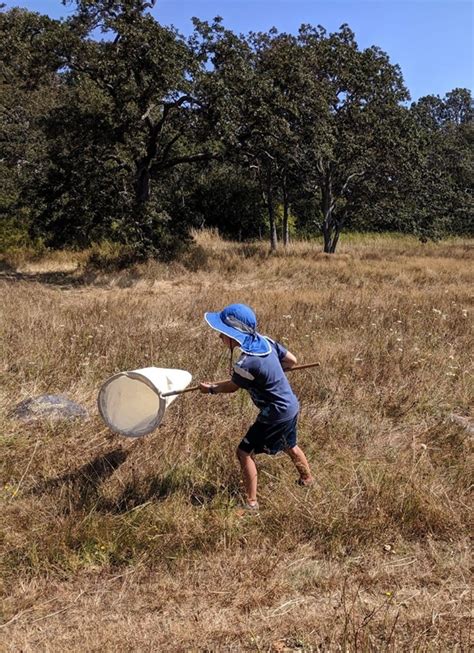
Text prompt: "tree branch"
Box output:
[[341, 170, 365, 195], [154, 151, 216, 172]]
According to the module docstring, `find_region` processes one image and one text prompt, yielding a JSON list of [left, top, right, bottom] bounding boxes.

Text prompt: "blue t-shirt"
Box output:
[[231, 338, 299, 424]]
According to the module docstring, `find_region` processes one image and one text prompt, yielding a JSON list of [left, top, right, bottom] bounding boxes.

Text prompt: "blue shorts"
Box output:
[[238, 414, 298, 456]]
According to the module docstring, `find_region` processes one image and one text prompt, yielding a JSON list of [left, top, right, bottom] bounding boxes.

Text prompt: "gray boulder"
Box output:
[[12, 395, 88, 421]]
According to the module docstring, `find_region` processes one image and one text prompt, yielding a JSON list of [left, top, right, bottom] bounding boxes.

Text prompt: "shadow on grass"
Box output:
[[31, 448, 129, 507], [30, 447, 230, 513], [97, 474, 221, 513], [0, 269, 86, 289], [0, 266, 145, 290]]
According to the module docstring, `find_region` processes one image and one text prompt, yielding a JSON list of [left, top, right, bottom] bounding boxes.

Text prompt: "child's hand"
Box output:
[[199, 382, 214, 394]]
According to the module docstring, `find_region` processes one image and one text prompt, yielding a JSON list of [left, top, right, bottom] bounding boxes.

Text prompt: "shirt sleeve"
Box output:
[[273, 341, 288, 361], [231, 357, 256, 390]]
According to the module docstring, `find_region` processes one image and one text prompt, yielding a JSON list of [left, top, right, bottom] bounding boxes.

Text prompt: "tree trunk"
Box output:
[[260, 166, 278, 251], [322, 220, 333, 253], [135, 163, 151, 205], [321, 171, 335, 253], [132, 155, 156, 257], [328, 225, 340, 253], [331, 209, 348, 252], [268, 189, 278, 252], [133, 115, 162, 208], [323, 214, 345, 254], [321, 170, 347, 253], [322, 216, 342, 253], [282, 176, 289, 247]]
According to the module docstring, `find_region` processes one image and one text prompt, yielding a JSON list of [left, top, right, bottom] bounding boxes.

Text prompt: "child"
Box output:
[[199, 303, 314, 511]]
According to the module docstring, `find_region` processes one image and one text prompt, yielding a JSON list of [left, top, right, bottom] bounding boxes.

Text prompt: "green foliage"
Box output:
[[0, 4, 472, 260], [12, 1, 217, 259], [0, 213, 33, 252], [180, 163, 267, 240], [409, 89, 474, 238], [293, 25, 415, 251], [0, 8, 64, 246], [85, 241, 145, 270]]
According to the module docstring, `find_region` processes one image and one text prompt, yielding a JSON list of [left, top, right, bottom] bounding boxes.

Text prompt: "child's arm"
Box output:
[[199, 380, 239, 394], [281, 350, 297, 370]]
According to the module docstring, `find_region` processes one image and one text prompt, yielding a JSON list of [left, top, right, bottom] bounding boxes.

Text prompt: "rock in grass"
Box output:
[[12, 395, 88, 422]]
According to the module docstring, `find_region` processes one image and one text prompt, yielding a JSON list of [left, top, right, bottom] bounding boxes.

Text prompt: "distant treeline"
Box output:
[[1, 0, 473, 258]]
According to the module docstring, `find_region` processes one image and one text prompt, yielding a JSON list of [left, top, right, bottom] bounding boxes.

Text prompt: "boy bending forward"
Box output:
[[199, 303, 314, 511]]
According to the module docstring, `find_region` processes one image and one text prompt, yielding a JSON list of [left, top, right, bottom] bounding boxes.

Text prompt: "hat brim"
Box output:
[[204, 312, 271, 356]]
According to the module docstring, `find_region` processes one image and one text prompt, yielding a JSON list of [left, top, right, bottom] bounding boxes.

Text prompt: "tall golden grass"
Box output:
[[1, 232, 472, 651]]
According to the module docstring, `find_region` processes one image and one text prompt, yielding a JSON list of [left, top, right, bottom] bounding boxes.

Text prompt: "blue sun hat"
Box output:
[[204, 303, 272, 356]]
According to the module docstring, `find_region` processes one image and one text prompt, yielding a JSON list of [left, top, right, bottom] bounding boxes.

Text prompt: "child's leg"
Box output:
[[285, 446, 314, 485], [236, 447, 258, 505]]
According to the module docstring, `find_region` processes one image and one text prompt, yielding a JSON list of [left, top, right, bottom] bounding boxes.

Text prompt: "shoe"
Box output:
[[236, 501, 259, 516], [296, 477, 314, 487], [243, 501, 259, 510]]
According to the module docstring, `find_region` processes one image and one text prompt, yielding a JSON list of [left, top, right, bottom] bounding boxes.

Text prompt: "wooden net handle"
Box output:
[[160, 362, 320, 397]]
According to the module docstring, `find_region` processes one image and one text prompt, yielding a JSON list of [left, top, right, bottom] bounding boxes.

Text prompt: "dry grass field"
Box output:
[[1, 232, 473, 651]]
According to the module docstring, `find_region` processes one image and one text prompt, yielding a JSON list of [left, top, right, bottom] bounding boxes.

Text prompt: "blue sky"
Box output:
[[4, 0, 473, 101]]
